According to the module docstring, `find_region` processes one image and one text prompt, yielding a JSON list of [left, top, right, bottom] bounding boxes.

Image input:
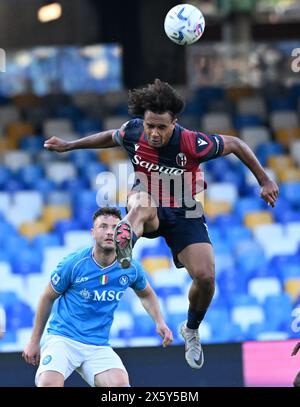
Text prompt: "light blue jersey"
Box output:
[[48, 247, 147, 346]]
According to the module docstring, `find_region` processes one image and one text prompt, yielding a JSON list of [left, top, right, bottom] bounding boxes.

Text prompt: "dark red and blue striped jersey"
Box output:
[[113, 119, 224, 207]]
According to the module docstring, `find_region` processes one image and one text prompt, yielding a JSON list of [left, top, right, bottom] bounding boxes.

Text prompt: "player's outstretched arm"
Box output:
[[44, 129, 117, 152], [221, 135, 279, 208], [135, 282, 173, 347], [22, 283, 60, 366]]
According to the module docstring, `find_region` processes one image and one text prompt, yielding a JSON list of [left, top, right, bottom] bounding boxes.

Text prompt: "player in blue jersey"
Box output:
[[22, 207, 173, 387], [45, 79, 279, 370]]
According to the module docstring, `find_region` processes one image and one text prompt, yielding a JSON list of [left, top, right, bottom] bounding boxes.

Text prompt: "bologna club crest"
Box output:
[[176, 153, 187, 167]]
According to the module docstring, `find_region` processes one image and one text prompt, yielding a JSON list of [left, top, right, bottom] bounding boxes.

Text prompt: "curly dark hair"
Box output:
[[128, 78, 185, 119], [93, 207, 122, 222]]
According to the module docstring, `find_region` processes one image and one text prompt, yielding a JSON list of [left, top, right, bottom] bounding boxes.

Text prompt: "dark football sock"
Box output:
[[187, 307, 206, 330]]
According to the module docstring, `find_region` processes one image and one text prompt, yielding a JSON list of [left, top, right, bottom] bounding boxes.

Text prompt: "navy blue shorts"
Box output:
[[143, 207, 211, 268]]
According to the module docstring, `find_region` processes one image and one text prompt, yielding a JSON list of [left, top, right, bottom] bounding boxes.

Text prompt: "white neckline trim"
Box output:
[[91, 250, 117, 270]]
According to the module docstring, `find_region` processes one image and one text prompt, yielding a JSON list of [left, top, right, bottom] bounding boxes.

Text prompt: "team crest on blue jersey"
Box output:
[[42, 355, 52, 365], [51, 273, 60, 285], [119, 275, 129, 286], [176, 152, 187, 167], [80, 288, 92, 300]]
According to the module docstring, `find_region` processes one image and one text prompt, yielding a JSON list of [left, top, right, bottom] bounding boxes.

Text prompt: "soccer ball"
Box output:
[[164, 4, 205, 45]]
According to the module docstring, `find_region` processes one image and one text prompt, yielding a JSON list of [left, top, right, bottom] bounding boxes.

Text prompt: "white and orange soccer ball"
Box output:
[[164, 4, 205, 45]]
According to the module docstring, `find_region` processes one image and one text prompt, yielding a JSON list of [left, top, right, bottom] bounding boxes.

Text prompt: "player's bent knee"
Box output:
[[95, 369, 129, 387], [37, 371, 64, 387], [192, 270, 215, 288]]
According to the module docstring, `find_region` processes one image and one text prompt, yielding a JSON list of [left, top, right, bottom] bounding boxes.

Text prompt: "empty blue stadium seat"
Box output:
[[74, 118, 102, 134], [54, 219, 82, 239], [69, 150, 98, 168], [218, 269, 248, 298], [264, 293, 293, 329], [31, 233, 62, 250], [0, 165, 12, 189], [280, 182, 300, 208], [255, 142, 284, 166], [0, 291, 18, 307], [269, 98, 296, 111], [223, 225, 252, 246], [34, 178, 56, 196], [213, 214, 241, 229], [18, 164, 44, 188], [234, 114, 263, 130], [79, 162, 109, 184], [205, 307, 231, 332], [5, 300, 34, 330], [211, 322, 244, 343], [62, 178, 90, 193], [3, 178, 26, 192], [10, 248, 42, 275], [227, 294, 259, 309], [234, 197, 263, 220], [20, 136, 45, 152]]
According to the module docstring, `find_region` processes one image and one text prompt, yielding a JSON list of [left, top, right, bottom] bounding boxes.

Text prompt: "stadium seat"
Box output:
[[45, 191, 71, 206], [45, 161, 77, 184], [6, 122, 34, 145], [234, 114, 263, 130], [226, 86, 254, 101], [280, 182, 300, 208], [19, 135, 45, 153], [286, 222, 300, 246], [207, 182, 238, 206], [64, 230, 93, 250], [42, 205, 72, 229], [218, 268, 248, 297], [0, 106, 20, 131], [210, 322, 244, 343], [267, 154, 295, 173], [142, 256, 171, 274], [253, 224, 284, 246], [10, 248, 42, 276], [277, 168, 300, 183], [13, 190, 43, 219], [19, 220, 50, 239], [98, 147, 128, 165], [244, 211, 273, 230], [31, 233, 62, 251], [3, 151, 31, 171], [264, 293, 293, 329], [255, 141, 284, 166], [231, 304, 265, 333], [43, 118, 73, 138], [42, 246, 74, 276], [274, 128, 300, 149], [284, 279, 300, 302], [201, 112, 232, 133], [0, 192, 11, 214], [290, 140, 300, 167], [18, 164, 44, 188], [204, 200, 232, 218], [248, 277, 282, 303], [240, 126, 270, 151], [5, 300, 34, 330], [270, 110, 299, 130], [236, 96, 267, 119]]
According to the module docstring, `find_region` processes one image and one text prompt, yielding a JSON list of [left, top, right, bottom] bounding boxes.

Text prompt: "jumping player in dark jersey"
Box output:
[[45, 79, 279, 370]]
